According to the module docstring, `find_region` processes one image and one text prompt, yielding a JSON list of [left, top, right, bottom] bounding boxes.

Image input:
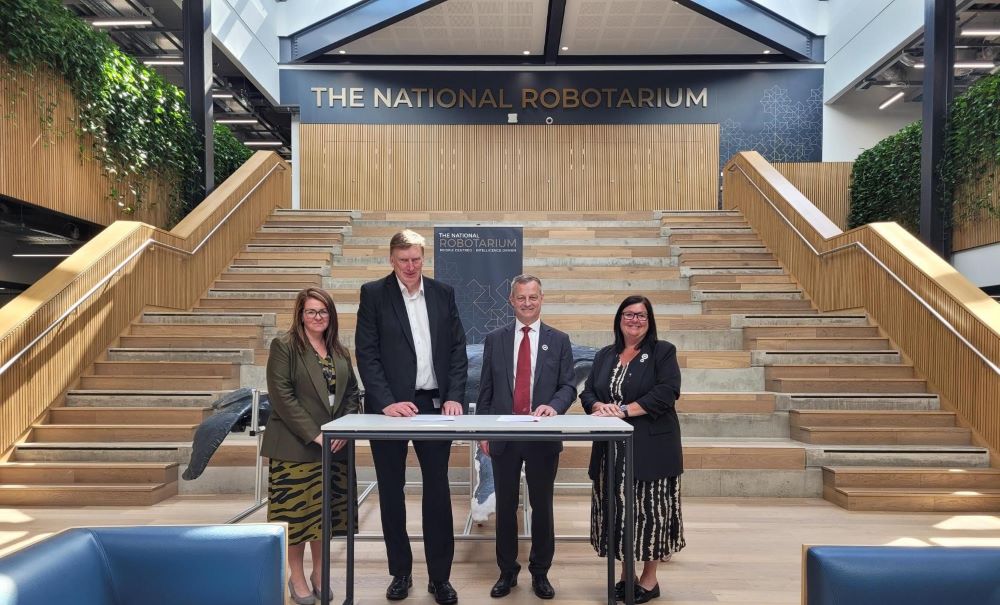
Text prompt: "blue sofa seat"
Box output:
[[804, 545, 1000, 605], [0, 524, 285, 605]]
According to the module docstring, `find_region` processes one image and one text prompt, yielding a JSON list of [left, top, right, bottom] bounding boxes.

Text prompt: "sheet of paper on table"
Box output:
[[409, 415, 456, 421], [497, 415, 540, 422]]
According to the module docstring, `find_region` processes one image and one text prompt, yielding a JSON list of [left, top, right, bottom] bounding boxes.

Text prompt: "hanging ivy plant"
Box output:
[[1, 0, 251, 224], [849, 73, 1000, 232], [214, 123, 253, 185]]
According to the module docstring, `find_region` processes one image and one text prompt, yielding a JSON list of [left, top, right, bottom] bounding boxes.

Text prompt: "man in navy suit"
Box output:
[[477, 274, 577, 600], [355, 229, 468, 605]]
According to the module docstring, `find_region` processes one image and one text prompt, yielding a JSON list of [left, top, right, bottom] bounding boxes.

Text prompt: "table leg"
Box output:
[[624, 437, 635, 605], [322, 433, 331, 605], [605, 440, 616, 605], [346, 439, 356, 604]]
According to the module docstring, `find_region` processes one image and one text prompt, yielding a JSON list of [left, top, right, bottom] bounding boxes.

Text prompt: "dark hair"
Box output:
[[612, 295, 658, 353], [289, 287, 348, 358]]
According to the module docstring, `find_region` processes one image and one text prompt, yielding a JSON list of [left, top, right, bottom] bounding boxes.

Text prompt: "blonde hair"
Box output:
[[389, 229, 426, 253]]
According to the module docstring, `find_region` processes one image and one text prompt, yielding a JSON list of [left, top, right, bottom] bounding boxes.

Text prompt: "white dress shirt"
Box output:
[[512, 319, 540, 404], [397, 277, 438, 393]]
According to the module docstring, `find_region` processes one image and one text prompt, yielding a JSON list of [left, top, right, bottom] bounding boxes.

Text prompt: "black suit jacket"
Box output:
[[355, 273, 469, 413], [581, 340, 683, 480], [476, 321, 577, 455]]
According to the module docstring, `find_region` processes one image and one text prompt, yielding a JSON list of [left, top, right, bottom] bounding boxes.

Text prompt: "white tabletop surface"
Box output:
[[321, 414, 632, 435]]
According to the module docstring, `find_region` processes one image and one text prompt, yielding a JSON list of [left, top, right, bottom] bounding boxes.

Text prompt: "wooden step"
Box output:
[[236, 251, 333, 262], [0, 462, 178, 484], [676, 351, 751, 369], [78, 375, 240, 390], [767, 378, 928, 393], [824, 486, 1000, 512], [129, 324, 262, 337], [822, 466, 1000, 489], [789, 410, 956, 428], [704, 300, 813, 313], [792, 426, 970, 445], [0, 482, 178, 506], [48, 407, 210, 424], [29, 424, 198, 443], [753, 337, 891, 351], [766, 365, 915, 379], [676, 393, 775, 413], [90, 361, 240, 377], [744, 325, 879, 339], [694, 282, 800, 292], [118, 335, 262, 349], [217, 272, 324, 282], [682, 259, 780, 268], [211, 280, 321, 290]]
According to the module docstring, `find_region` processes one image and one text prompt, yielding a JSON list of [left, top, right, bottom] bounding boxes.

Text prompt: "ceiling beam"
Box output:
[[543, 0, 568, 65], [281, 0, 448, 64], [673, 0, 823, 62]]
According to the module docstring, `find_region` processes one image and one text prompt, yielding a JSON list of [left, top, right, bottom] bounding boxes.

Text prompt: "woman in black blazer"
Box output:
[[581, 295, 685, 603]]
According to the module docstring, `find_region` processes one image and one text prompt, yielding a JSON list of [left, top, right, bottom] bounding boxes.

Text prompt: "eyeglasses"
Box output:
[[303, 309, 330, 319], [622, 312, 648, 322]]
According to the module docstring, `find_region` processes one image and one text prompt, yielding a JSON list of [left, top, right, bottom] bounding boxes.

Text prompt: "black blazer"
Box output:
[[261, 333, 361, 463], [580, 340, 682, 480], [355, 273, 469, 413], [476, 321, 577, 455]]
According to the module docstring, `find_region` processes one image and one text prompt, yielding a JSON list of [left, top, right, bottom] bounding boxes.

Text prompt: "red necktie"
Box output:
[[513, 326, 532, 415]]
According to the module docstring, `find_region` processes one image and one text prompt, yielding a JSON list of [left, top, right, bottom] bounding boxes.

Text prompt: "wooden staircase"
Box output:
[[2, 208, 994, 512]]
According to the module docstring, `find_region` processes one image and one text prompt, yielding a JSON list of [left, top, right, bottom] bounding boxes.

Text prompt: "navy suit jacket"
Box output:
[[355, 273, 469, 413], [476, 321, 577, 455]]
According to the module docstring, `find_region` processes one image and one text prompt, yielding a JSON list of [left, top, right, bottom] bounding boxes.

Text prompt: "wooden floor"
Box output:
[[2, 495, 999, 605]]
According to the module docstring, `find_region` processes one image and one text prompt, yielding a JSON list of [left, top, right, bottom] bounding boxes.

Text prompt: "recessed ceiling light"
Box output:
[[914, 61, 996, 69], [561, 46, 569, 51], [878, 91, 905, 110], [143, 59, 183, 66], [91, 19, 153, 27], [338, 50, 347, 55], [763, 50, 772, 54], [244, 141, 284, 147], [523, 50, 531, 55], [960, 28, 1000, 37], [216, 118, 258, 124], [212, 92, 234, 99]]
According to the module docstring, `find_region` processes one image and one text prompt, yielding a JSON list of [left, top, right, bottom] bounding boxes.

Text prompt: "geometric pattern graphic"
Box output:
[[436, 259, 515, 345], [720, 85, 824, 165]]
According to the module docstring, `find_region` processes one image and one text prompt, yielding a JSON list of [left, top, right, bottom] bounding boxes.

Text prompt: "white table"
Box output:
[[319, 414, 636, 605]]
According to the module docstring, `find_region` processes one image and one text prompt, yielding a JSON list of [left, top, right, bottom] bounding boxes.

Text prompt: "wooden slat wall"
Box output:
[[301, 124, 719, 211], [724, 151, 1000, 458], [0, 62, 171, 228], [0, 152, 290, 455], [773, 162, 853, 229], [953, 166, 1000, 251]]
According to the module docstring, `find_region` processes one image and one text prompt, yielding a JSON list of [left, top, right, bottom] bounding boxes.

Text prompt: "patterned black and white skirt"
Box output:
[[590, 442, 685, 561], [267, 459, 356, 545]]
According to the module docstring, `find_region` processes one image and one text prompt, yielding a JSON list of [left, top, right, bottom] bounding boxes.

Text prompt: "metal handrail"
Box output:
[[0, 161, 286, 378], [728, 161, 1000, 376]]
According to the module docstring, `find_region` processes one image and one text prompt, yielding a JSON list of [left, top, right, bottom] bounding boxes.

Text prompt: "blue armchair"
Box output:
[[804, 545, 1000, 605], [0, 524, 285, 605]]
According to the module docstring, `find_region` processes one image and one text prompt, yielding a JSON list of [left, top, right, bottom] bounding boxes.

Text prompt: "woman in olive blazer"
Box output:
[[262, 287, 359, 605], [581, 295, 684, 604]]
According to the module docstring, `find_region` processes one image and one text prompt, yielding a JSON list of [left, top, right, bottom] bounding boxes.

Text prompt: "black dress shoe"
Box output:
[[531, 575, 555, 600], [633, 583, 660, 604], [490, 570, 519, 598], [386, 575, 412, 600], [614, 577, 638, 602], [428, 580, 458, 605]]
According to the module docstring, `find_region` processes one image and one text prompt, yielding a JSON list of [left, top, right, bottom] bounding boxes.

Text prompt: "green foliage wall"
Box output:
[[849, 74, 1000, 231], [213, 123, 253, 185], [1, 0, 250, 223]]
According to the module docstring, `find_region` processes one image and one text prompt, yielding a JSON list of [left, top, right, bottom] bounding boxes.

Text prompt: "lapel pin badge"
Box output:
[[541, 344, 548, 351], [640, 353, 649, 363]]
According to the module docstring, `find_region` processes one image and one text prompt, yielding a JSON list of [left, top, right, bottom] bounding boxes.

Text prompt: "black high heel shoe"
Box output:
[[634, 583, 660, 604]]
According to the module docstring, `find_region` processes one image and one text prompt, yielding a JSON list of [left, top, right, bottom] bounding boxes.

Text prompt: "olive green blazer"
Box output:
[[261, 333, 361, 463]]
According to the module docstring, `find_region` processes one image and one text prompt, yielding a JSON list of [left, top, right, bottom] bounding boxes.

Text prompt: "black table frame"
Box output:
[[320, 427, 635, 605]]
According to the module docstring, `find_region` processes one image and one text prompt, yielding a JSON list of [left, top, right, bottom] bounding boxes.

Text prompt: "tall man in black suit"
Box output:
[[477, 274, 577, 600], [355, 229, 468, 605]]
